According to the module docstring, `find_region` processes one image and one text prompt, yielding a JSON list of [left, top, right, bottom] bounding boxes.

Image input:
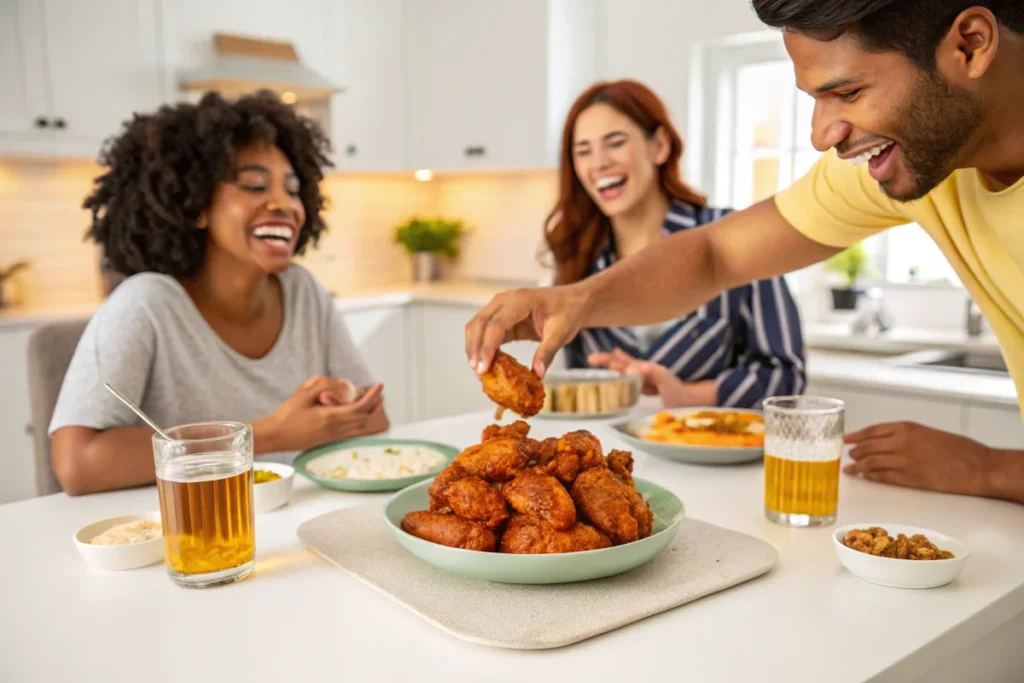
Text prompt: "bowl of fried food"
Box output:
[[384, 420, 685, 584], [610, 407, 764, 465], [833, 524, 969, 589]]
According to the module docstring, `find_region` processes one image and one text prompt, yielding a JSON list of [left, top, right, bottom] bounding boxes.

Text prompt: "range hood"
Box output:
[[178, 33, 342, 103]]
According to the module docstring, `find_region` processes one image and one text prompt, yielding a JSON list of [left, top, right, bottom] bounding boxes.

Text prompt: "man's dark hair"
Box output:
[[751, 0, 1024, 69], [84, 90, 332, 277]]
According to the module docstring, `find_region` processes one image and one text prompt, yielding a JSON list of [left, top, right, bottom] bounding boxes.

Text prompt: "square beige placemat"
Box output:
[[297, 503, 778, 649]]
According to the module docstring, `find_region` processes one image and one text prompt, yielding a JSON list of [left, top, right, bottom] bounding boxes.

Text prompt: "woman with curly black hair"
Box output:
[[48, 90, 388, 495]]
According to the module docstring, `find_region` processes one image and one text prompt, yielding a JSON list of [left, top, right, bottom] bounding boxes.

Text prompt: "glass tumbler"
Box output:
[[762, 396, 845, 527], [152, 422, 255, 588]]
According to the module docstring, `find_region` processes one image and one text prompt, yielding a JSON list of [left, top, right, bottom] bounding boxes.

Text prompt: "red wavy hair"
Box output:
[[544, 79, 706, 285]]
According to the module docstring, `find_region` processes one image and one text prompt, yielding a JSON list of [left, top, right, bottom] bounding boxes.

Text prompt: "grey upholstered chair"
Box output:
[[25, 317, 89, 496]]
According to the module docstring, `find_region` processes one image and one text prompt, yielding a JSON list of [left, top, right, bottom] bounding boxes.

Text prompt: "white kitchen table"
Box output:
[[2, 411, 1023, 683]]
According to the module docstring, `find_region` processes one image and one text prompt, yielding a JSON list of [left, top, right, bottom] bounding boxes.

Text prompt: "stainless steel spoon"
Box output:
[[103, 382, 173, 440]]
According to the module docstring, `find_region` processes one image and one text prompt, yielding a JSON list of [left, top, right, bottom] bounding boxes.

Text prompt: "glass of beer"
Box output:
[[763, 396, 845, 527], [152, 422, 255, 588]]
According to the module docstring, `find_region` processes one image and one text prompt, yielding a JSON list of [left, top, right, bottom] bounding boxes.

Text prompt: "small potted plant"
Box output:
[[823, 242, 872, 310], [393, 217, 466, 282]]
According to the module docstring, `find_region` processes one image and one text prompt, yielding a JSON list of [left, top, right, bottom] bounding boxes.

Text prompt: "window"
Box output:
[[690, 33, 961, 288]]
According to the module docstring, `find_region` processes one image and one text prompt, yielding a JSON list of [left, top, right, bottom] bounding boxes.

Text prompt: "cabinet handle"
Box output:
[[24, 424, 33, 436], [34, 116, 49, 129], [464, 145, 486, 157], [345, 143, 357, 156], [53, 117, 66, 129]]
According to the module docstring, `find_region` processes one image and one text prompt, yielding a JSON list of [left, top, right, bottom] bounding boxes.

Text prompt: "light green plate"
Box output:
[[610, 408, 764, 466], [383, 477, 684, 584], [293, 438, 459, 493]]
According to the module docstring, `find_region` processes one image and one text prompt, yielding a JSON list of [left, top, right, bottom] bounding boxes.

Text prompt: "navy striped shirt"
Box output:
[[564, 201, 806, 409]]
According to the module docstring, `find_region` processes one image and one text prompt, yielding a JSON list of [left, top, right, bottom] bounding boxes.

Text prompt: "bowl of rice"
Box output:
[[73, 511, 164, 571], [292, 438, 459, 492]]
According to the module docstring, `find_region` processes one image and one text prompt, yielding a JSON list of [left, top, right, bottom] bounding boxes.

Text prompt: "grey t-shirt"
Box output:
[[49, 264, 375, 463]]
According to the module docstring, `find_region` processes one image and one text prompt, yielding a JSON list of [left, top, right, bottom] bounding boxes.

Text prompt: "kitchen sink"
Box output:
[[888, 349, 1009, 376]]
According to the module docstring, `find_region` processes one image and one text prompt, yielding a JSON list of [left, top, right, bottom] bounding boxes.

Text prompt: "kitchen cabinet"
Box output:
[[964, 404, 1024, 450], [340, 305, 412, 426], [0, 325, 36, 505], [325, 0, 406, 171], [0, 0, 164, 160], [0, 0, 52, 156], [402, 0, 551, 171], [409, 303, 541, 421], [805, 380, 967, 435]]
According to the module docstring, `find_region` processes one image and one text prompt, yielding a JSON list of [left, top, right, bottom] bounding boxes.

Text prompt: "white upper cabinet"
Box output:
[[44, 0, 166, 158], [0, 0, 605, 170], [0, 0, 52, 155], [324, 0, 406, 171], [0, 0, 164, 160], [403, 0, 603, 171]]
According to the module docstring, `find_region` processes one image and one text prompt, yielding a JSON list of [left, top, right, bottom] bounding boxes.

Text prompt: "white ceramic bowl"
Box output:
[[833, 523, 970, 589], [253, 462, 294, 513], [73, 511, 164, 571]]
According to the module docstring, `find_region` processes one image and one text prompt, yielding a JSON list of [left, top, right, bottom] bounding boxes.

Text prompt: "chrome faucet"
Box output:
[[966, 297, 984, 337], [851, 287, 894, 336]]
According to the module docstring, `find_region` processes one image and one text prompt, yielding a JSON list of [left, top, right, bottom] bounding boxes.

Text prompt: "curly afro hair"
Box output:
[[84, 89, 333, 277]]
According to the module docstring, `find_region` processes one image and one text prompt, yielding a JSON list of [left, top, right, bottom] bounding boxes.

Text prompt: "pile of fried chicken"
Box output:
[[401, 418, 654, 553]]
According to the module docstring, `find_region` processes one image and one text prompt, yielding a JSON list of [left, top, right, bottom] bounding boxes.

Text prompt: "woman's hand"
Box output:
[[253, 376, 388, 453], [587, 348, 717, 407]]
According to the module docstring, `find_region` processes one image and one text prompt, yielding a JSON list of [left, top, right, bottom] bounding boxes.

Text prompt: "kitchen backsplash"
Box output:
[[0, 158, 555, 309]]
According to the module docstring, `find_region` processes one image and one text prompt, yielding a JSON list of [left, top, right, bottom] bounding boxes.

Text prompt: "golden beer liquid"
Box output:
[[156, 468, 255, 575], [763, 454, 840, 516]]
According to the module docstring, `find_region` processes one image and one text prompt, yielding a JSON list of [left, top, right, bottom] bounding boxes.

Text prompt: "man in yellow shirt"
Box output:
[[465, 0, 1024, 505]]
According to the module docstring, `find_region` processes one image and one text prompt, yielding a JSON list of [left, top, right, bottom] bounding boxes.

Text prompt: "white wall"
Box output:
[[603, 0, 766, 155]]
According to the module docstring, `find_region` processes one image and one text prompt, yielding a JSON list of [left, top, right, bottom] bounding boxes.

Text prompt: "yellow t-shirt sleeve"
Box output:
[[774, 149, 911, 248]]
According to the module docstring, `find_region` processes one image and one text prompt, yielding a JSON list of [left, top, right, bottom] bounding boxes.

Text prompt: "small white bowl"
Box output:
[[253, 462, 294, 514], [73, 511, 164, 571], [833, 523, 970, 589]]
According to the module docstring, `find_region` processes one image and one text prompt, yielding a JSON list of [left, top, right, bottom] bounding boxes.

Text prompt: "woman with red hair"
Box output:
[[546, 80, 805, 409]]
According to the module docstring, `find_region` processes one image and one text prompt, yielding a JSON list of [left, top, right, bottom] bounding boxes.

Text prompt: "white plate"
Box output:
[[833, 523, 970, 589], [73, 511, 164, 571], [253, 462, 295, 514], [609, 407, 764, 465]]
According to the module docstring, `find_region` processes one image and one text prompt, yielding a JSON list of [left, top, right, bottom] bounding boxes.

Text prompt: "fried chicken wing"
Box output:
[[606, 449, 635, 487], [541, 430, 606, 485], [428, 460, 469, 512], [626, 487, 654, 539], [502, 472, 576, 530], [480, 350, 545, 418], [499, 514, 612, 554], [444, 476, 509, 529], [570, 467, 639, 545], [401, 511, 497, 551], [482, 420, 531, 442], [452, 437, 531, 482]]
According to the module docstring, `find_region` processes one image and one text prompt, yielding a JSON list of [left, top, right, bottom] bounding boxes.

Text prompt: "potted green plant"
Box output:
[[823, 242, 872, 310], [393, 217, 466, 282]]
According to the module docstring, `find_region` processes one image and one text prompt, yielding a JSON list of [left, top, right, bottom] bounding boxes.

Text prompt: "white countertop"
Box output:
[[2, 410, 1024, 683], [807, 350, 1018, 408], [805, 322, 1002, 355], [0, 278, 512, 326]]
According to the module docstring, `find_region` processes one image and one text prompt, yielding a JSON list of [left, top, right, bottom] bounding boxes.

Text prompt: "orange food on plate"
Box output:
[[643, 410, 764, 447]]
